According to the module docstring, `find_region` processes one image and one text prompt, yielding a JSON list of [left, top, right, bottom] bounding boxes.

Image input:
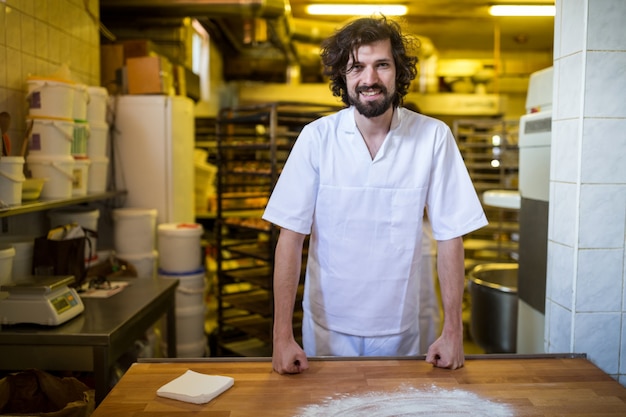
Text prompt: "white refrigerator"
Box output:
[[112, 95, 195, 224]]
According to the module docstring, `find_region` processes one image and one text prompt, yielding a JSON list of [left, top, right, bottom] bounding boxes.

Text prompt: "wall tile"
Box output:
[[5, 7, 22, 51], [555, 52, 583, 120], [560, 0, 586, 57], [550, 181, 577, 246], [546, 300, 572, 352], [21, 12, 35, 56], [21, 53, 36, 82], [584, 51, 626, 118], [618, 314, 626, 374], [576, 248, 623, 311], [35, 24, 49, 61], [579, 185, 626, 248], [574, 312, 621, 374], [6, 47, 22, 88], [0, 4, 6, 46], [547, 241, 575, 310], [581, 119, 626, 184], [622, 247, 626, 308], [551, 118, 579, 183], [553, 0, 562, 59], [588, 0, 626, 51], [0, 0, 101, 140], [47, 26, 61, 66], [0, 45, 6, 87], [33, 0, 48, 22]]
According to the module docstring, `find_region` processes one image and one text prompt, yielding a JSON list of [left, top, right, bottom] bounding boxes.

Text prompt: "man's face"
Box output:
[[345, 39, 396, 118]]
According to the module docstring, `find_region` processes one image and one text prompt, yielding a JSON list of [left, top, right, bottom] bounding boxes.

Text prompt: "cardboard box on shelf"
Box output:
[[122, 39, 162, 61], [101, 43, 124, 95], [126, 55, 174, 95]]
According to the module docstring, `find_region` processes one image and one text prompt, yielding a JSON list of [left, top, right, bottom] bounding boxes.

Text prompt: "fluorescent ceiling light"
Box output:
[[489, 5, 556, 16], [306, 4, 408, 16]]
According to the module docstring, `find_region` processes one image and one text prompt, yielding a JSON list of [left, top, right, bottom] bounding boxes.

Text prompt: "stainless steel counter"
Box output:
[[0, 277, 178, 404]]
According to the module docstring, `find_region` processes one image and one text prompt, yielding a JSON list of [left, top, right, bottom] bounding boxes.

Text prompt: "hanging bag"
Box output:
[[32, 224, 96, 288]]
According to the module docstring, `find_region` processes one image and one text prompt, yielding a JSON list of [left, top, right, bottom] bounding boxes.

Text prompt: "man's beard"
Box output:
[[348, 84, 394, 118]]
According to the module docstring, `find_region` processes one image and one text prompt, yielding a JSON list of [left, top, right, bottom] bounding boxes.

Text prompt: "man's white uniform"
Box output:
[[262, 106, 487, 354]]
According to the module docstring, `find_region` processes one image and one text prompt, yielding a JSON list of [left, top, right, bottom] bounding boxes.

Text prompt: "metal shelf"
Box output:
[[0, 190, 126, 218]]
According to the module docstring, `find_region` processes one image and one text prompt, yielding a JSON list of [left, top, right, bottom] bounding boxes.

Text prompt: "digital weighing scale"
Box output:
[[0, 275, 84, 325]]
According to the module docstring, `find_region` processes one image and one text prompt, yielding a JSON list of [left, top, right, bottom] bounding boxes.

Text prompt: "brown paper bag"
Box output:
[[0, 369, 94, 417]]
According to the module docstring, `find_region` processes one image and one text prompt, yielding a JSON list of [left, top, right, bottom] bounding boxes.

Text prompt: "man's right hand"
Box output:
[[272, 339, 309, 374]]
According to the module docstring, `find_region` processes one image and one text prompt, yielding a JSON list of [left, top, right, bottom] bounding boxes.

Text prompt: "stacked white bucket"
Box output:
[[112, 208, 158, 279], [158, 223, 207, 357], [25, 77, 76, 199], [0, 157, 25, 206], [84, 86, 110, 194], [25, 78, 110, 198]]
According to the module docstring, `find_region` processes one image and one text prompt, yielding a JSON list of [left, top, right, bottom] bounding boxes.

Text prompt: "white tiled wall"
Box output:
[[547, 0, 626, 386], [0, 0, 100, 153]]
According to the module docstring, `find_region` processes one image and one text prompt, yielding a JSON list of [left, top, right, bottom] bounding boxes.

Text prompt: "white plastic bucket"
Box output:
[[176, 338, 207, 358], [0, 245, 16, 286], [160, 268, 206, 308], [27, 118, 74, 156], [72, 121, 89, 156], [87, 156, 109, 193], [72, 84, 89, 121], [0, 236, 34, 281], [72, 157, 90, 196], [86, 86, 109, 124], [175, 303, 206, 346], [160, 268, 207, 348], [112, 208, 158, 254], [0, 157, 26, 206], [48, 207, 100, 262], [87, 121, 108, 158], [48, 206, 99, 230], [27, 154, 74, 199], [157, 223, 204, 273], [117, 250, 158, 279], [26, 78, 75, 119]]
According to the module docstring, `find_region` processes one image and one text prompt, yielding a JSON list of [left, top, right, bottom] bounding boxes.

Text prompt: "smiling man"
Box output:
[[262, 16, 488, 375]]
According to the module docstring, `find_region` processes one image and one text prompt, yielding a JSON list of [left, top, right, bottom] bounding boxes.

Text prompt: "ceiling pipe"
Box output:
[[100, 0, 287, 19]]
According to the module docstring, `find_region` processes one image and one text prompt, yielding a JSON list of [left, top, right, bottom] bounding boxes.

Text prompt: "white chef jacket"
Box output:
[[262, 106, 487, 337]]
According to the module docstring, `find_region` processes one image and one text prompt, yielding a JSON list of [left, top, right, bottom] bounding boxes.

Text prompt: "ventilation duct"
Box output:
[[100, 0, 287, 19]]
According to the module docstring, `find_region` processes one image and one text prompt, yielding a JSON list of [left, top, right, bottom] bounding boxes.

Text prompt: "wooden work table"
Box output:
[[92, 354, 626, 416]]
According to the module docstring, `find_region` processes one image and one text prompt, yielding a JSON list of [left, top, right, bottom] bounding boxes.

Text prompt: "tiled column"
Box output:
[[547, 0, 626, 384]]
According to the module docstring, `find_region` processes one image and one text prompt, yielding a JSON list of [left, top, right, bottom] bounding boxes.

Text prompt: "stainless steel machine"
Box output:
[[517, 66, 553, 354]]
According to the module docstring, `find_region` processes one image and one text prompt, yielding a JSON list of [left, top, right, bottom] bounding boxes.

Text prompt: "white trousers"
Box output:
[[302, 313, 422, 357]]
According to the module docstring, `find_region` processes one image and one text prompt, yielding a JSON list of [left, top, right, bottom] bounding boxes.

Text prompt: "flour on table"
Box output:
[[295, 385, 513, 417]]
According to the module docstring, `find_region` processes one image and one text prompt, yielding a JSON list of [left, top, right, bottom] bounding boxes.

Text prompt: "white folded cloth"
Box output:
[[156, 370, 234, 404]]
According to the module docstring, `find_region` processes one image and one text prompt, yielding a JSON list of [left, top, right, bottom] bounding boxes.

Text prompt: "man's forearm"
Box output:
[[273, 229, 306, 342], [436, 237, 465, 336]]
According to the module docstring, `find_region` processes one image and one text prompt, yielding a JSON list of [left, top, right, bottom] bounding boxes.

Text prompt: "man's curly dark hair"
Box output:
[[320, 16, 419, 108]]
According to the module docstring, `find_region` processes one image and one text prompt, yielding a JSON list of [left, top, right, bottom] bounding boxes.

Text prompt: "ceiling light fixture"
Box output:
[[306, 4, 408, 16], [489, 5, 556, 16]]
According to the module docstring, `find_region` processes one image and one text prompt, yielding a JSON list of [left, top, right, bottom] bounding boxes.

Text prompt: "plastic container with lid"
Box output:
[[0, 156, 25, 206], [0, 245, 16, 286], [113, 208, 158, 254], [72, 156, 91, 196], [87, 156, 109, 193], [72, 83, 89, 121], [157, 223, 204, 273], [26, 77, 75, 120], [27, 154, 74, 199], [86, 86, 109, 124], [27, 117, 74, 156]]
